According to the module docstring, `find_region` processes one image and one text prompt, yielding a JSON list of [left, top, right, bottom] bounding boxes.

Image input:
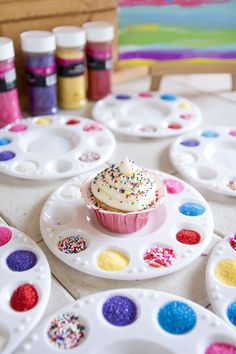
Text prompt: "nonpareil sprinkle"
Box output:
[[10, 283, 39, 312], [47, 313, 86, 349], [57, 235, 87, 254]]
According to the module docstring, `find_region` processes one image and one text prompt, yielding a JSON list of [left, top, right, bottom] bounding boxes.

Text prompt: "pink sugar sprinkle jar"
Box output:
[[0, 37, 22, 128]]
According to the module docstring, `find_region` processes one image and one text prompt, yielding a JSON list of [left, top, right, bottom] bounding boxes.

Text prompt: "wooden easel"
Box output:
[[150, 62, 236, 91]]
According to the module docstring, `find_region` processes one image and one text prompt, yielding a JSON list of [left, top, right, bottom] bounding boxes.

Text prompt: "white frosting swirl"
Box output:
[[91, 159, 158, 212]]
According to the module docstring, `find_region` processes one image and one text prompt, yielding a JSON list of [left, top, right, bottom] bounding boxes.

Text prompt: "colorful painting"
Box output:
[[118, 0, 236, 66]]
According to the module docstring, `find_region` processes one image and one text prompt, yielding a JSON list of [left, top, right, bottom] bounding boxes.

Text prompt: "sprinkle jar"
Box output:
[[53, 26, 86, 109], [20, 31, 57, 116], [83, 22, 114, 101], [0, 37, 22, 128]]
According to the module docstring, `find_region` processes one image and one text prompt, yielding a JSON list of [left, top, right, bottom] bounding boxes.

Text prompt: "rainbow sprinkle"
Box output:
[[57, 235, 87, 254], [47, 313, 86, 349], [143, 245, 176, 268]]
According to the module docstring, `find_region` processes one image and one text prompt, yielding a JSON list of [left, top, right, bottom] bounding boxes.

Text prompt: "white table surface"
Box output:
[[1, 73, 236, 352]]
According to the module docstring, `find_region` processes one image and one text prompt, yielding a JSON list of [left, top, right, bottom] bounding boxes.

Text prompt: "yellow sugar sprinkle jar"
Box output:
[[53, 26, 86, 110], [97, 249, 129, 272], [214, 258, 236, 286]]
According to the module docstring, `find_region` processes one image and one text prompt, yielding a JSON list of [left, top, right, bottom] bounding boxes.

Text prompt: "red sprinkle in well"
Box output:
[[176, 229, 201, 245], [66, 119, 80, 125], [10, 283, 39, 312]]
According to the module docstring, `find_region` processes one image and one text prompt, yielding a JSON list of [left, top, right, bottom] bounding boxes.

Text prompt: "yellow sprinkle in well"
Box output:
[[97, 249, 129, 272], [178, 102, 191, 109], [214, 259, 236, 286], [35, 117, 52, 125]]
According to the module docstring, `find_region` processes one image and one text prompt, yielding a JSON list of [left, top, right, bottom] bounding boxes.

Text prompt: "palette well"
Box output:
[[16, 288, 236, 354], [0, 224, 51, 354], [92, 93, 202, 138], [0, 116, 115, 180], [170, 126, 236, 197], [206, 234, 236, 330], [40, 169, 213, 280]]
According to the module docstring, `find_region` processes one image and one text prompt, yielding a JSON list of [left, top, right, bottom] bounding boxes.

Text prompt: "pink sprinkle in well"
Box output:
[[139, 92, 153, 98], [205, 343, 236, 354], [229, 130, 236, 137], [143, 245, 176, 268], [9, 124, 27, 132], [83, 123, 102, 132], [164, 179, 184, 194], [229, 234, 236, 251], [179, 113, 194, 120], [0, 226, 12, 246]]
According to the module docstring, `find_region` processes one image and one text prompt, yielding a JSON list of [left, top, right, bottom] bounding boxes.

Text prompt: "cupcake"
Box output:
[[82, 158, 166, 234]]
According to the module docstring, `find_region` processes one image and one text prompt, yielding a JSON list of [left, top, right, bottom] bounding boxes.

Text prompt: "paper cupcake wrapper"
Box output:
[[81, 172, 166, 234]]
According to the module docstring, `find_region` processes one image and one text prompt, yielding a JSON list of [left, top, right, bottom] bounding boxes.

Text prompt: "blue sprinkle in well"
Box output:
[[102, 295, 137, 326], [0, 138, 11, 146], [6, 250, 37, 272], [201, 131, 219, 138], [180, 139, 199, 147], [158, 301, 196, 335], [227, 302, 236, 326], [160, 94, 177, 101], [0, 151, 15, 161], [179, 203, 206, 216], [115, 94, 131, 100]]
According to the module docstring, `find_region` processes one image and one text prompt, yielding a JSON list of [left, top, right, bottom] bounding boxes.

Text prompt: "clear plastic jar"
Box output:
[[0, 37, 22, 128], [20, 31, 57, 116], [53, 26, 86, 109], [83, 22, 114, 101]]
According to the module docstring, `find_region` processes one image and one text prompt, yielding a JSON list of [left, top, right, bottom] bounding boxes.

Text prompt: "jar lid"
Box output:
[[0, 37, 14, 61], [83, 22, 114, 42], [53, 26, 86, 47], [20, 31, 56, 53]]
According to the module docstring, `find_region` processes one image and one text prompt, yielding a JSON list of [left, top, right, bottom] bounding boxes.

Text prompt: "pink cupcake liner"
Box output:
[[81, 173, 166, 234]]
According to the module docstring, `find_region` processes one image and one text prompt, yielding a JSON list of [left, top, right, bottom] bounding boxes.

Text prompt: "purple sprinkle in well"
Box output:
[[6, 250, 37, 272], [0, 151, 15, 161], [102, 295, 137, 326], [180, 139, 199, 147], [115, 94, 131, 100]]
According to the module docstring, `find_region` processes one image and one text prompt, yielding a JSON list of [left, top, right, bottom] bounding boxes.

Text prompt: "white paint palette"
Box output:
[[40, 170, 213, 280], [170, 126, 236, 197], [0, 224, 51, 354], [92, 93, 202, 138], [0, 116, 115, 180], [16, 288, 236, 354], [206, 233, 236, 330]]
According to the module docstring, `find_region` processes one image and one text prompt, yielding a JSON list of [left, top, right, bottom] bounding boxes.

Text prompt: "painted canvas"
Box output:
[[118, 0, 236, 67]]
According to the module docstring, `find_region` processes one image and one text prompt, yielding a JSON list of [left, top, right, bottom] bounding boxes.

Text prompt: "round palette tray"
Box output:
[[206, 233, 236, 330], [16, 288, 236, 354], [0, 224, 51, 354], [40, 169, 213, 280], [0, 116, 115, 180], [170, 126, 236, 197], [92, 92, 202, 138]]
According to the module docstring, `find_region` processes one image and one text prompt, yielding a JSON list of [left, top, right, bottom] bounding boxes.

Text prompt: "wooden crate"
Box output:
[[0, 0, 118, 105]]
